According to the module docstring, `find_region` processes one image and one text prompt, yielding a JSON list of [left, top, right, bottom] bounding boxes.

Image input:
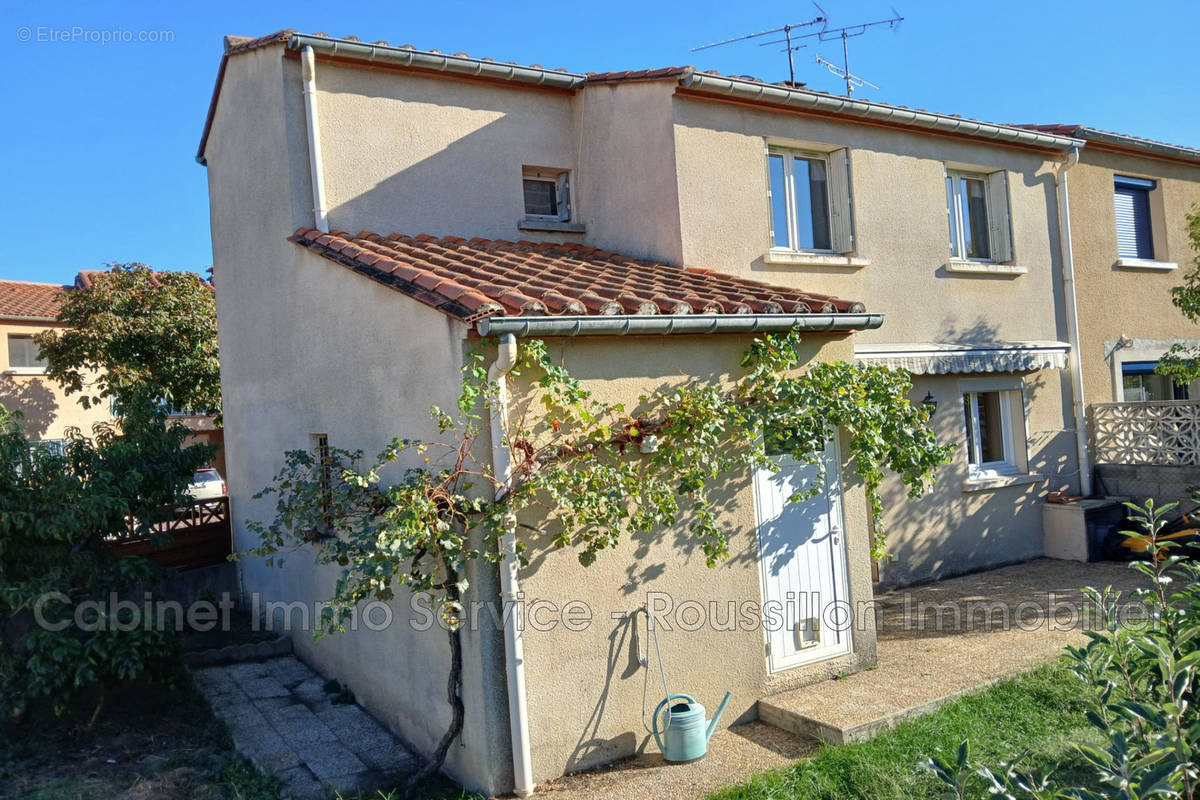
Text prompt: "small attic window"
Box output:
[[522, 166, 571, 222]]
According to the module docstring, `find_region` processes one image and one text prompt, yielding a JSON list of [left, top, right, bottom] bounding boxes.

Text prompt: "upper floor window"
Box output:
[[946, 170, 1012, 262], [1113, 175, 1155, 260], [6, 334, 48, 372], [767, 147, 853, 253], [522, 166, 571, 223]]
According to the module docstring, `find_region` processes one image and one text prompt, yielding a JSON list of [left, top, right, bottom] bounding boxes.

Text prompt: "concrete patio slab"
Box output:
[[758, 558, 1150, 744]]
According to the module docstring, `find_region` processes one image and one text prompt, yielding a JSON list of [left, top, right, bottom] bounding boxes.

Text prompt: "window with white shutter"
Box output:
[[1113, 176, 1155, 260], [767, 147, 854, 253], [946, 169, 1013, 262]]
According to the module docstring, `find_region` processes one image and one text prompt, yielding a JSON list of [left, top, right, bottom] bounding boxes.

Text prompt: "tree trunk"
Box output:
[[405, 561, 465, 794]]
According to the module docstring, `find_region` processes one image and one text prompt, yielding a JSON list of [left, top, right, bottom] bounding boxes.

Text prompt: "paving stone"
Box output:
[[267, 704, 339, 748], [253, 696, 298, 711], [355, 741, 419, 774], [240, 732, 303, 774], [276, 765, 326, 800], [267, 656, 317, 688], [315, 705, 387, 741], [292, 676, 331, 705], [215, 703, 269, 729], [296, 741, 368, 781], [227, 661, 271, 682], [207, 684, 251, 709], [241, 675, 291, 700], [191, 666, 233, 692]]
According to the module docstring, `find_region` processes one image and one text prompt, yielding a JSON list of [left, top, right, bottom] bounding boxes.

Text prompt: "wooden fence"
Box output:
[[107, 497, 232, 570]]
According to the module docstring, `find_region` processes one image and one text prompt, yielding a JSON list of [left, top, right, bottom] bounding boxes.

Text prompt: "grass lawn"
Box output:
[[0, 659, 480, 800], [706, 661, 1099, 800]]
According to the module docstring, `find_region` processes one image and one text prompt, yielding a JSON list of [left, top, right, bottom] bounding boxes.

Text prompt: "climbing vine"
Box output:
[[245, 327, 952, 783]]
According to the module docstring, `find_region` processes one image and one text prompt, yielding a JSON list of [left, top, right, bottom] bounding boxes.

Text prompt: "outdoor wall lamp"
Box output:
[[921, 392, 938, 416]]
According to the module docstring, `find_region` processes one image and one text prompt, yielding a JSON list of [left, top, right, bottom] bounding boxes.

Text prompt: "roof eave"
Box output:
[[678, 72, 1086, 152], [1076, 127, 1200, 166]]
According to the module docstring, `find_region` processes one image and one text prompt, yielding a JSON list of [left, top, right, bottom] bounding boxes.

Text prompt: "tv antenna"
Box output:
[[815, 54, 879, 94], [691, 4, 827, 86], [782, 8, 903, 96]]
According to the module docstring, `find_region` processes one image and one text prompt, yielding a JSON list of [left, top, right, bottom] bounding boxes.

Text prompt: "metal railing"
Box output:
[[1090, 400, 1200, 466]]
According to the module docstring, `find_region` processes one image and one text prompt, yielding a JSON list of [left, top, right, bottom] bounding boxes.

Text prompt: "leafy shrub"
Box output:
[[0, 399, 213, 722], [927, 499, 1200, 799]]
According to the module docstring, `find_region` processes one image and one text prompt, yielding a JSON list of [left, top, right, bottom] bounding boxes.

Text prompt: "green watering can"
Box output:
[[651, 691, 733, 762]]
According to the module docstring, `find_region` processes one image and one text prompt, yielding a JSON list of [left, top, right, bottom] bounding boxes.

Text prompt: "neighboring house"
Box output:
[[0, 276, 226, 476], [198, 29, 1183, 794], [0, 279, 111, 446], [1020, 126, 1200, 408]]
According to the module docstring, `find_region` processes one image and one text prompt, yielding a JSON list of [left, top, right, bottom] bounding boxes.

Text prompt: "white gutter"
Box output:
[[300, 46, 330, 233], [1055, 147, 1092, 496], [488, 333, 534, 797], [289, 34, 585, 90], [477, 313, 883, 338]]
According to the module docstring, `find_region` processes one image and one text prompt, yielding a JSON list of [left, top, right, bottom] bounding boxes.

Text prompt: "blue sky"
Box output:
[[1, 0, 1197, 284]]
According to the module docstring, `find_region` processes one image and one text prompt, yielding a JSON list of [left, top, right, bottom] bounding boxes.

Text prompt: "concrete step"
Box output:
[[757, 672, 1014, 745]]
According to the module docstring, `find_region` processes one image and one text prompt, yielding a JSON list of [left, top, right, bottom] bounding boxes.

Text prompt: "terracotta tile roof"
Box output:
[[0, 280, 68, 320], [586, 67, 692, 84], [290, 228, 865, 323]]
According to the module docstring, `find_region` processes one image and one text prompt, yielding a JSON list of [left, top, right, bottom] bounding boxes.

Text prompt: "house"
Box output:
[[1014, 126, 1200, 506], [0, 279, 111, 447], [0, 275, 226, 477], [198, 30, 1118, 794]]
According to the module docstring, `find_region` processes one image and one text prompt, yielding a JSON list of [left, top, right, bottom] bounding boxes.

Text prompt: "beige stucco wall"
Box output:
[[1065, 150, 1200, 405], [671, 96, 1065, 345], [515, 332, 877, 782], [668, 95, 1078, 583], [204, 46, 512, 794], [0, 319, 112, 441]]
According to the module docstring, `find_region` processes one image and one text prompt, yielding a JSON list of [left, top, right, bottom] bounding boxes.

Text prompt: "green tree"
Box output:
[[1156, 206, 1200, 385], [35, 264, 221, 420], [247, 329, 953, 784], [0, 399, 214, 724]]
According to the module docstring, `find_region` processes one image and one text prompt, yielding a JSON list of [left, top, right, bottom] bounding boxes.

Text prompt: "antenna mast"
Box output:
[[691, 3, 827, 85], [783, 8, 903, 96]]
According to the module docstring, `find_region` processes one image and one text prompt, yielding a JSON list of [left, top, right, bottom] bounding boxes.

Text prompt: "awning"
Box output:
[[854, 341, 1070, 375]]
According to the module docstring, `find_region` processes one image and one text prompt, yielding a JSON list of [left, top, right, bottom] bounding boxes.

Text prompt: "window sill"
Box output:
[[1115, 257, 1178, 271], [764, 249, 869, 268], [945, 260, 1028, 276], [962, 473, 1044, 493], [518, 219, 586, 234], [3, 367, 48, 376]]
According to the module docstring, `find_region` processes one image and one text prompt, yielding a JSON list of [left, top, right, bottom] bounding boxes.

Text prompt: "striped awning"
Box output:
[[854, 341, 1070, 375]]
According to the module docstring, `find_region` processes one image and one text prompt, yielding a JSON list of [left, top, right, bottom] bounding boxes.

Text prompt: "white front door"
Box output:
[[753, 440, 852, 672]]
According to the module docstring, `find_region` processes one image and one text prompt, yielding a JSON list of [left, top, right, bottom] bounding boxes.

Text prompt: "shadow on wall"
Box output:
[[877, 318, 1076, 588], [0, 376, 59, 439]]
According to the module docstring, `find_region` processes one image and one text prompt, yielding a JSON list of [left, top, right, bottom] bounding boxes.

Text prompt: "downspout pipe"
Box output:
[[488, 333, 534, 797], [1055, 147, 1092, 496], [300, 46, 330, 233]]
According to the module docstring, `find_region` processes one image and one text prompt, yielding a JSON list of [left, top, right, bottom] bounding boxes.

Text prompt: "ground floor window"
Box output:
[[1120, 361, 1189, 402], [962, 389, 1024, 479]]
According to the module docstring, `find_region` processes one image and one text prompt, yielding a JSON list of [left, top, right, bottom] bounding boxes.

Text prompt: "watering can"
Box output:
[[651, 691, 733, 762]]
